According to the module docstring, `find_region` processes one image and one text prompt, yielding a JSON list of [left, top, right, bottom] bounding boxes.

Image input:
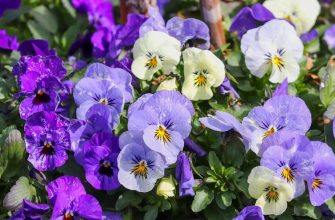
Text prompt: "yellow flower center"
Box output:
[[99, 98, 109, 105], [131, 160, 149, 179], [146, 56, 158, 69], [264, 186, 279, 203], [312, 178, 322, 192], [281, 167, 295, 183], [262, 127, 276, 139], [284, 15, 293, 22], [64, 212, 73, 220], [273, 56, 285, 70], [194, 74, 207, 87], [154, 125, 171, 144]]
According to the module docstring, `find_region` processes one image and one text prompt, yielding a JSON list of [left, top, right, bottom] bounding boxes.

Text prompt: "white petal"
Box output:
[[241, 28, 259, 53], [131, 56, 162, 80], [269, 54, 300, 83], [244, 42, 272, 78], [256, 192, 288, 216]]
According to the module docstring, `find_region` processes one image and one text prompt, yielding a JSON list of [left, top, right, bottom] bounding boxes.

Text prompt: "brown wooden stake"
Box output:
[[200, 0, 226, 49], [120, 0, 157, 24]]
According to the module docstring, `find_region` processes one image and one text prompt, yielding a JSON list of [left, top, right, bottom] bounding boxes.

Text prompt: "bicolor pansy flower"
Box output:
[[117, 141, 165, 192], [241, 19, 303, 83], [131, 31, 181, 80], [248, 166, 294, 215], [263, 0, 320, 35], [181, 47, 225, 101]]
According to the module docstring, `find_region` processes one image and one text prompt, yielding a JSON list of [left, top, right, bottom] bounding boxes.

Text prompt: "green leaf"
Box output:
[[294, 199, 322, 219], [27, 20, 52, 42], [220, 192, 236, 207], [61, 0, 77, 18], [326, 198, 335, 214], [61, 22, 82, 50], [3, 177, 36, 211], [144, 206, 158, 220], [30, 6, 58, 34], [208, 151, 223, 172], [115, 191, 143, 210], [191, 187, 214, 212], [319, 61, 335, 107], [0, 129, 26, 179]]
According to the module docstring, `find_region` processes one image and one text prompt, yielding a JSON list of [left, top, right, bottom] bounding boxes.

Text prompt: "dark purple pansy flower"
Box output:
[[12, 55, 66, 89], [230, 3, 274, 38], [51, 193, 102, 220], [46, 176, 86, 205], [184, 138, 206, 157], [217, 76, 240, 99], [233, 206, 264, 220], [0, 29, 19, 51], [88, 1, 114, 30], [9, 199, 49, 220], [71, 0, 103, 13], [69, 106, 111, 165], [19, 76, 64, 119], [24, 111, 70, 171], [68, 56, 87, 71], [305, 141, 335, 206], [176, 153, 195, 197], [83, 132, 120, 190], [0, 0, 20, 17], [272, 78, 288, 97], [325, 25, 335, 49], [91, 28, 112, 58], [69, 32, 93, 58], [300, 29, 319, 43], [18, 39, 56, 56], [56, 80, 76, 117]]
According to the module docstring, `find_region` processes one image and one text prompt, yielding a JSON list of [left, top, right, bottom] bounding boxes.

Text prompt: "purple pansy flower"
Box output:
[[13, 55, 66, 89], [200, 95, 311, 155], [128, 91, 194, 164], [117, 138, 166, 192], [157, 0, 171, 14], [230, 3, 274, 38], [24, 111, 70, 171], [69, 32, 93, 58], [272, 78, 288, 97], [68, 56, 87, 71], [71, 0, 103, 13], [325, 25, 335, 49], [73, 77, 124, 123], [9, 199, 49, 220], [176, 153, 195, 197], [88, 1, 114, 30], [0, 29, 19, 51], [217, 76, 240, 99], [261, 135, 313, 197], [102, 212, 122, 220], [83, 132, 120, 190], [233, 206, 264, 220], [19, 76, 64, 120], [18, 39, 56, 56], [46, 176, 86, 205], [184, 138, 206, 157], [300, 29, 319, 43], [0, 0, 20, 17], [51, 193, 102, 220], [305, 141, 335, 206], [91, 28, 112, 58]]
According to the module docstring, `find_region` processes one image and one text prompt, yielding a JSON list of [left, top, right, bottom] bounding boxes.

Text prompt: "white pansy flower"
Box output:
[[263, 0, 320, 35], [157, 77, 178, 91], [241, 19, 303, 83], [181, 47, 225, 101], [248, 166, 294, 216], [131, 31, 181, 80]]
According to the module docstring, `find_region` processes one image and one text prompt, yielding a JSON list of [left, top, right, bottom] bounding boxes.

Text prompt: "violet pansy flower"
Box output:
[[176, 153, 195, 197], [230, 3, 274, 38], [9, 199, 49, 220], [305, 141, 335, 206], [0, 29, 19, 51], [300, 29, 319, 44], [324, 25, 335, 49], [217, 76, 240, 99], [233, 206, 264, 220], [18, 39, 56, 56], [24, 111, 70, 171], [117, 140, 166, 192], [83, 132, 120, 190], [272, 78, 288, 97], [0, 0, 21, 17]]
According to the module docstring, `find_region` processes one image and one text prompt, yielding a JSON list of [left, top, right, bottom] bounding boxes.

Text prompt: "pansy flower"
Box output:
[[24, 111, 70, 171], [200, 95, 311, 155], [181, 47, 225, 101], [0, 29, 19, 51], [131, 31, 181, 80], [128, 91, 194, 164], [263, 0, 320, 35], [0, 0, 20, 17], [241, 19, 303, 83], [233, 206, 264, 220], [248, 166, 294, 215], [261, 135, 313, 197], [83, 132, 120, 190], [47, 176, 102, 220], [305, 141, 335, 206], [324, 25, 335, 50], [117, 140, 165, 192], [176, 153, 195, 197], [18, 39, 56, 56], [9, 199, 49, 220]]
